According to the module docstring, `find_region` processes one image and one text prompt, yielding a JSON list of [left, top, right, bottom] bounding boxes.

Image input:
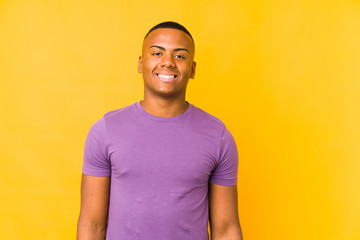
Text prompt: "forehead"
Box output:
[[142, 28, 194, 53]]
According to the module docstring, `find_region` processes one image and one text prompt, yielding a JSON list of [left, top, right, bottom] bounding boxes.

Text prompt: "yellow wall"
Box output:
[[1, 0, 359, 239]]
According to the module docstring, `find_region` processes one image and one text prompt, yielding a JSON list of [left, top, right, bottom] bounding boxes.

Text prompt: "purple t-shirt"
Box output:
[[82, 101, 238, 240]]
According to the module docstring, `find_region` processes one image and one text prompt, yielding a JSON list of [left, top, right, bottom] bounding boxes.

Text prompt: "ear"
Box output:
[[190, 61, 196, 79], [138, 56, 143, 73]]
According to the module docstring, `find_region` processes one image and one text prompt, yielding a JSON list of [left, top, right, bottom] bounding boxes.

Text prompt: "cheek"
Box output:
[[180, 64, 192, 75], [143, 60, 159, 71]]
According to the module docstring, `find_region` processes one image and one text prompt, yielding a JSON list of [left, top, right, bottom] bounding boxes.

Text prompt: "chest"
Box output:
[[107, 126, 219, 186]]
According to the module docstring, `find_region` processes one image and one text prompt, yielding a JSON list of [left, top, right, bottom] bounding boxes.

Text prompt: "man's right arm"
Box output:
[[77, 174, 110, 240]]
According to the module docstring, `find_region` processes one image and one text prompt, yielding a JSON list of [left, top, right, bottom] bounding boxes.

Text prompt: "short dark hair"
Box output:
[[144, 21, 194, 43]]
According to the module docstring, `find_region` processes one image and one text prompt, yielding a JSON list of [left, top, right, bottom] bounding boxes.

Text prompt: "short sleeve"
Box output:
[[82, 118, 111, 176], [209, 127, 238, 186]]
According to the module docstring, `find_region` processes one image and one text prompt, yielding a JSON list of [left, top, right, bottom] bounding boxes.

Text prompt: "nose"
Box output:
[[160, 53, 175, 68]]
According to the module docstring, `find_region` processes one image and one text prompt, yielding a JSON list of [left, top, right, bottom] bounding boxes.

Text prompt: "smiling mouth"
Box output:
[[156, 73, 178, 82]]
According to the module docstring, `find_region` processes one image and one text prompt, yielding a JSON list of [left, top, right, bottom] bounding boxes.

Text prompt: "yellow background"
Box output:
[[1, 0, 359, 239]]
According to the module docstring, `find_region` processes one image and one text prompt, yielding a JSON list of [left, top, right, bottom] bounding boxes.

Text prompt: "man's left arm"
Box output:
[[209, 183, 243, 240]]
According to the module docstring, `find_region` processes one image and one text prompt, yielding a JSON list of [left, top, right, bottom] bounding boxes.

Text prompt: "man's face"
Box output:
[[138, 28, 196, 99]]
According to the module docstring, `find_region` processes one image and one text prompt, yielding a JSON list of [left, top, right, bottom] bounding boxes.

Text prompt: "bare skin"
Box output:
[[77, 175, 110, 240], [77, 27, 243, 240], [138, 28, 196, 118], [209, 184, 243, 240]]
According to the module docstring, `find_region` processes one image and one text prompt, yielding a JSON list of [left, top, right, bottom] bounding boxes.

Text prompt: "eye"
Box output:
[[175, 54, 185, 59], [152, 52, 162, 57]]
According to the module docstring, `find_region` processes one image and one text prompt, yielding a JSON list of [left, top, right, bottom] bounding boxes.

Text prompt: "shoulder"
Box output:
[[103, 102, 137, 120], [100, 102, 138, 126], [191, 104, 226, 130], [88, 102, 138, 133], [187, 104, 232, 143]]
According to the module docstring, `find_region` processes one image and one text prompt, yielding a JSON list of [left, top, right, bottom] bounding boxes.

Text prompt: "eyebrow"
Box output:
[[150, 45, 189, 53]]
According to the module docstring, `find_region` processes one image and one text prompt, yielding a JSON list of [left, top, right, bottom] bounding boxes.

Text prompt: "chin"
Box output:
[[156, 91, 178, 98], [151, 89, 184, 99]]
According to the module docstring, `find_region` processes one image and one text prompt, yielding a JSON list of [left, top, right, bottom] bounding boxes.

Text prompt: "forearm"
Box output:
[[77, 219, 107, 240], [211, 224, 243, 240]]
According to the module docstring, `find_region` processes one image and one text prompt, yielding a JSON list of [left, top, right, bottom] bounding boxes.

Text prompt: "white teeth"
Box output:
[[158, 74, 175, 79]]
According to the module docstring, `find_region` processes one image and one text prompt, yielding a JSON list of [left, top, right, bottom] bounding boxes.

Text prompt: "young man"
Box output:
[[77, 21, 243, 240]]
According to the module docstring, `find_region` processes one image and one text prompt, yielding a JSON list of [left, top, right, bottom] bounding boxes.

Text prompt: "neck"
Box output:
[[140, 96, 189, 118]]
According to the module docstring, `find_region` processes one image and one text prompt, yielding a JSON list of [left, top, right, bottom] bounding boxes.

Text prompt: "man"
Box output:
[[77, 21, 243, 240]]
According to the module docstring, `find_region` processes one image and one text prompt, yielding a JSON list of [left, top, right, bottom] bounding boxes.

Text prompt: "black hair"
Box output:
[[144, 21, 194, 43]]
